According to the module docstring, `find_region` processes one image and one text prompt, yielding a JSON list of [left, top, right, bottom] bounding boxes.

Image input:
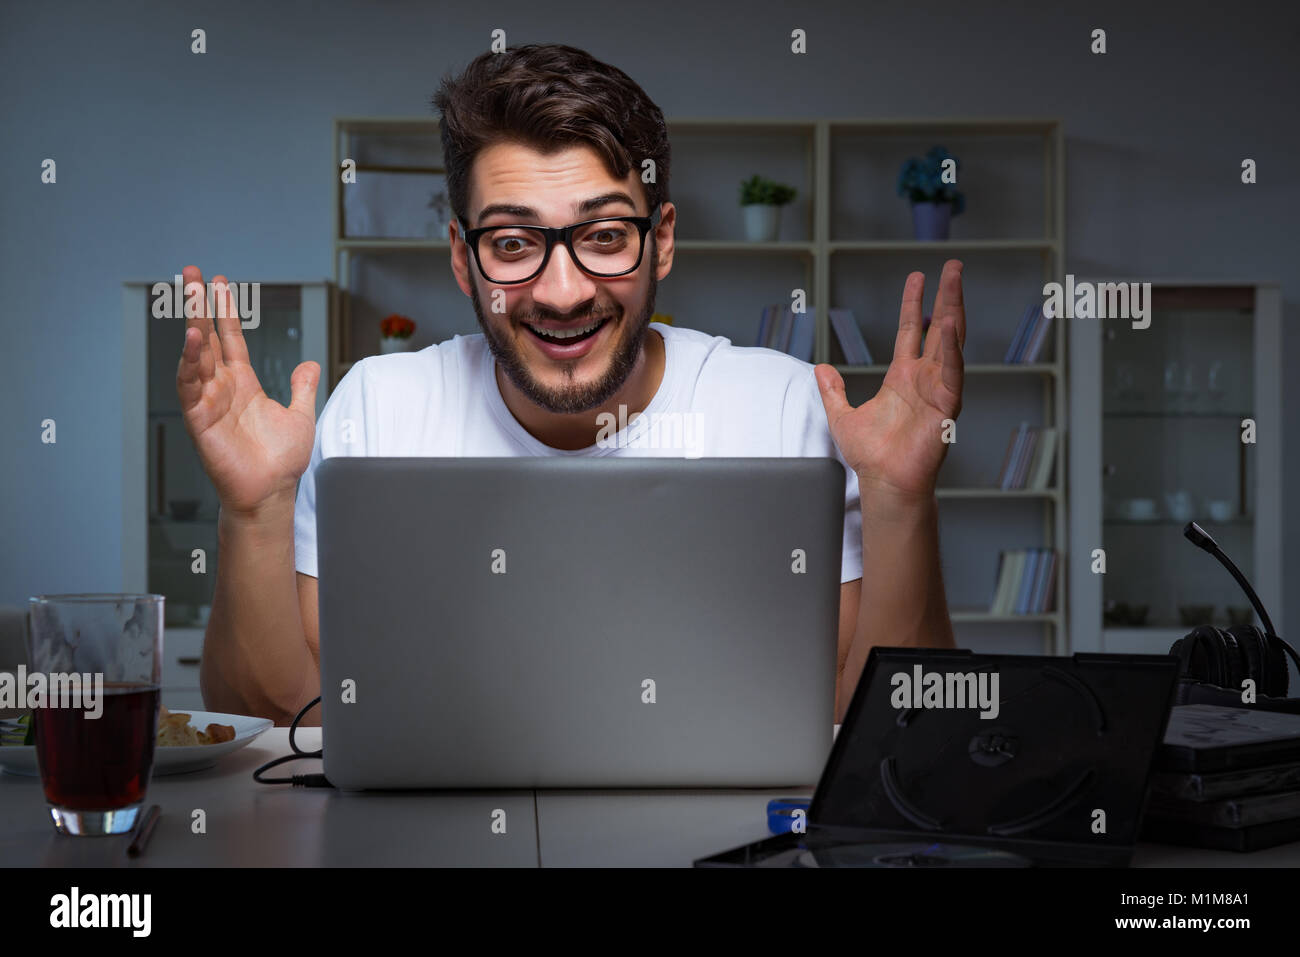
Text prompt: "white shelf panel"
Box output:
[[338, 239, 449, 251], [674, 240, 814, 253], [936, 488, 1059, 499], [830, 239, 1055, 253], [834, 363, 1057, 375], [952, 611, 1060, 624]]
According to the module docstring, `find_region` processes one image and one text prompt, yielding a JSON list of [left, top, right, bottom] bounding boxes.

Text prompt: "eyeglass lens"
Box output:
[[476, 220, 642, 282]]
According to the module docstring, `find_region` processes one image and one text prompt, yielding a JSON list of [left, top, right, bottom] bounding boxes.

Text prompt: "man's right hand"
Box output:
[[176, 265, 320, 517]]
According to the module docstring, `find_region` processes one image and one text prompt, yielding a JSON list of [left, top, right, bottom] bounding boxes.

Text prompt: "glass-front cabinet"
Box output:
[[121, 280, 334, 623], [1069, 283, 1283, 655]]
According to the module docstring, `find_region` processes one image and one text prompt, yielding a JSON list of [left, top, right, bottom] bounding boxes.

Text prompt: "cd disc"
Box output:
[[794, 841, 1032, 868]]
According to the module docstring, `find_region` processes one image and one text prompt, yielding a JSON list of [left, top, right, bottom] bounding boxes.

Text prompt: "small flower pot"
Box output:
[[742, 204, 782, 241], [380, 336, 413, 354], [911, 202, 953, 241]]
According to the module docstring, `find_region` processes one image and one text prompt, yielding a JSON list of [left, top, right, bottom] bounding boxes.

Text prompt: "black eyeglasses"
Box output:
[[460, 204, 662, 285]]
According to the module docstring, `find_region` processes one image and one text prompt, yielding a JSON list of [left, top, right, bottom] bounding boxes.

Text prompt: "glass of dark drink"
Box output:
[[26, 594, 164, 836]]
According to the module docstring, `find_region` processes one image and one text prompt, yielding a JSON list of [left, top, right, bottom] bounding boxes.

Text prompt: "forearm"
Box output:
[[199, 496, 317, 723], [837, 489, 955, 721]]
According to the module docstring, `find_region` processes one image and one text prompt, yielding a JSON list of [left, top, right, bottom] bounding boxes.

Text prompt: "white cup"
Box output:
[[1125, 498, 1157, 520], [1165, 491, 1194, 522], [1206, 500, 1233, 522]]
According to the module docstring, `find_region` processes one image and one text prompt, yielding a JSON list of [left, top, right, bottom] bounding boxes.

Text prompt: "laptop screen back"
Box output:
[[315, 456, 845, 789]]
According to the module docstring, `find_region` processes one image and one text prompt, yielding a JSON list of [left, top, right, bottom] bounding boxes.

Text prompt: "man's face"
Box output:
[[453, 142, 671, 415]]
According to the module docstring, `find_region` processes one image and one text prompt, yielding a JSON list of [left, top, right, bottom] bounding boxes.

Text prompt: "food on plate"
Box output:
[[0, 713, 33, 746], [156, 705, 235, 747]]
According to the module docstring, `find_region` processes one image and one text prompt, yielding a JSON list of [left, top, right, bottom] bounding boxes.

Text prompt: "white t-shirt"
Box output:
[[293, 322, 863, 582]]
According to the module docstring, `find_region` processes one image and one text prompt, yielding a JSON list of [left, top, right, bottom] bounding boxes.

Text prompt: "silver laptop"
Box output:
[[315, 457, 844, 789]]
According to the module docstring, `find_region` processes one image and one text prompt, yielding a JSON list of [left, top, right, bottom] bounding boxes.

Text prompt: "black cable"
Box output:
[[1184, 522, 1276, 635], [252, 695, 333, 787], [1184, 521, 1300, 674]]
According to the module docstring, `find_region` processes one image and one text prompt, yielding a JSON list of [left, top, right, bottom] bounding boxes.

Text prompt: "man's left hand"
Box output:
[[815, 259, 966, 507]]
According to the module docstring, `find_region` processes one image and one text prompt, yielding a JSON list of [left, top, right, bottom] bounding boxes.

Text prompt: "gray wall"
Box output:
[[2, 0, 1297, 628]]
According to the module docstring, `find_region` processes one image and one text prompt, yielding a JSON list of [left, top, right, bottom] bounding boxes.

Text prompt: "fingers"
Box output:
[[288, 361, 321, 419], [893, 272, 925, 361], [177, 325, 206, 409], [939, 314, 964, 405], [814, 364, 853, 428], [210, 275, 250, 365], [924, 276, 946, 364], [181, 265, 209, 339], [181, 265, 223, 366], [923, 260, 965, 362], [941, 259, 965, 349]]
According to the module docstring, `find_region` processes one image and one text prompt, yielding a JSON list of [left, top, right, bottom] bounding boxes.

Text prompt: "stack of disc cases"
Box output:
[[1143, 705, 1300, 852]]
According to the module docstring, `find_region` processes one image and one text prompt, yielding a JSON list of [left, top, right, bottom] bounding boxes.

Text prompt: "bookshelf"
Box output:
[[331, 116, 1067, 654]]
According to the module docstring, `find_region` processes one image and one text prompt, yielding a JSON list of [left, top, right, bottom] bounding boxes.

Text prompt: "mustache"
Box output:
[[520, 309, 617, 325]]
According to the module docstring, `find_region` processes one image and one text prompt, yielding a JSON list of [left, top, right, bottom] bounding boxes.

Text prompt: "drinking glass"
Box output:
[[1207, 360, 1226, 410], [1181, 360, 1200, 413], [1162, 359, 1182, 411], [25, 594, 164, 835]]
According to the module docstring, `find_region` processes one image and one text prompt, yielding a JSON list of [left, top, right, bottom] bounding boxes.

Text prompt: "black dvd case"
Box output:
[[1149, 762, 1300, 802], [1147, 788, 1300, 827], [1155, 705, 1300, 772], [1141, 816, 1300, 852], [1141, 708, 1300, 851], [695, 648, 1179, 867]]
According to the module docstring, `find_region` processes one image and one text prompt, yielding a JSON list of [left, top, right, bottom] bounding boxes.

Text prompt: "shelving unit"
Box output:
[[1068, 281, 1283, 655], [120, 280, 334, 600], [118, 279, 335, 707], [332, 116, 1067, 653]]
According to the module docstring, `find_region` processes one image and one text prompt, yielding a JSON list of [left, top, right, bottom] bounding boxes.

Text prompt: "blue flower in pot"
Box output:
[[897, 146, 965, 240]]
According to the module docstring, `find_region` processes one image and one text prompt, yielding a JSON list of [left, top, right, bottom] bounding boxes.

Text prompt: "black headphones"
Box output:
[[1167, 523, 1300, 712], [1170, 623, 1289, 698]]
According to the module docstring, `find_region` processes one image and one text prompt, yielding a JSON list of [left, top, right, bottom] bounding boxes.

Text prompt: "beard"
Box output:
[[470, 240, 659, 416]]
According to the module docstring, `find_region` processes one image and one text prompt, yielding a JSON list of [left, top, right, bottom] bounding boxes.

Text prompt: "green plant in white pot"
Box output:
[[739, 174, 797, 241]]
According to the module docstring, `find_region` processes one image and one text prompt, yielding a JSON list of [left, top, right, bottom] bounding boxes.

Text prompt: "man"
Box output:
[[181, 43, 962, 727]]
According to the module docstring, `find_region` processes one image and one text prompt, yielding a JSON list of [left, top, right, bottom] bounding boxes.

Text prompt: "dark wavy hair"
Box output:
[[432, 43, 671, 227]]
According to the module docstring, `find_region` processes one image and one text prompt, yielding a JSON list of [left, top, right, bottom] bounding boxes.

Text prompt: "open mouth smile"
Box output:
[[522, 316, 613, 359]]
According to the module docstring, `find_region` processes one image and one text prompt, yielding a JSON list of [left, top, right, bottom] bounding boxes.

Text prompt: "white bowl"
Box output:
[[1124, 498, 1157, 519]]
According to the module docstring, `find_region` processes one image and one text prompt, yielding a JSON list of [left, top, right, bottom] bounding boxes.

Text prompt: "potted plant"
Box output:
[[427, 185, 452, 237], [739, 174, 797, 241], [897, 146, 965, 240], [379, 313, 417, 353]]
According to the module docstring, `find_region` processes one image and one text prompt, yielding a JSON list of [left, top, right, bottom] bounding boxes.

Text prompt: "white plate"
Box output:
[[0, 710, 273, 777]]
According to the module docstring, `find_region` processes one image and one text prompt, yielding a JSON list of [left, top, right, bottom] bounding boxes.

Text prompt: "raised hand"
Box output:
[[175, 265, 321, 517], [815, 259, 965, 506]]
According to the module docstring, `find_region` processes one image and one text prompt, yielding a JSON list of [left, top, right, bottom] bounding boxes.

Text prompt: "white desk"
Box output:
[[1, 729, 1294, 867]]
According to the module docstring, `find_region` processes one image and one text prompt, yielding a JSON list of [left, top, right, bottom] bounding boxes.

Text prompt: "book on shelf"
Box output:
[[1026, 428, 1058, 490], [828, 308, 873, 365], [998, 422, 1031, 490], [755, 304, 814, 362], [1016, 550, 1039, 615], [778, 306, 795, 353], [788, 310, 813, 361], [1004, 304, 1035, 363], [1041, 551, 1059, 612], [756, 304, 779, 349], [994, 550, 1025, 615], [997, 424, 1057, 490], [989, 547, 1057, 615], [1003, 302, 1054, 364], [1013, 428, 1037, 489]]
